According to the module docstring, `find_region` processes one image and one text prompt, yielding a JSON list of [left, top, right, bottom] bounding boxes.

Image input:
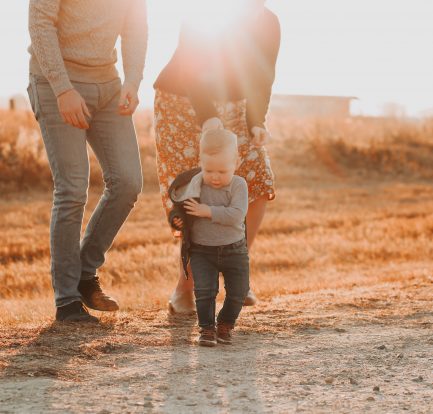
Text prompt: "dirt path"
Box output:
[[1, 278, 432, 413]]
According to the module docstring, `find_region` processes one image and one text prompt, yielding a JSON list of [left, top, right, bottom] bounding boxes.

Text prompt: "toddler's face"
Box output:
[[201, 151, 237, 189]]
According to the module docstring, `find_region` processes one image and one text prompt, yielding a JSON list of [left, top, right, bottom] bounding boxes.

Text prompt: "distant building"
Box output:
[[270, 94, 357, 118]]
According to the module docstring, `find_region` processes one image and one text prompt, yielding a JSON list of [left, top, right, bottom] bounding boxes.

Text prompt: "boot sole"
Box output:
[[198, 340, 217, 347], [56, 315, 99, 323], [217, 337, 232, 345], [82, 298, 119, 312]]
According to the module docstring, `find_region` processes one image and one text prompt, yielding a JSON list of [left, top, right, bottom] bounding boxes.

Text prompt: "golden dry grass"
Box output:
[[1, 110, 433, 328]]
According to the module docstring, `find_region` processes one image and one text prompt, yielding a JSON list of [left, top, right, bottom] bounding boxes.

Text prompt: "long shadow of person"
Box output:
[[0, 318, 115, 410], [155, 299, 265, 413], [193, 315, 266, 413], [153, 310, 197, 411]]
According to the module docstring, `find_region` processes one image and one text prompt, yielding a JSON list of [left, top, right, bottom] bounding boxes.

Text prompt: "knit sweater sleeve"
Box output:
[[28, 0, 73, 97], [245, 11, 281, 132], [121, 0, 148, 90], [210, 178, 248, 226]]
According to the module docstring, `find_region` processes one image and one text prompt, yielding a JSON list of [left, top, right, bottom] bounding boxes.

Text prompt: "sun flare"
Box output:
[[182, 0, 253, 37]]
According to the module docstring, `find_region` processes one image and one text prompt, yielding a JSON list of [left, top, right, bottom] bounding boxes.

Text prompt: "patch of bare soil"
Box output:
[[1, 276, 432, 413]]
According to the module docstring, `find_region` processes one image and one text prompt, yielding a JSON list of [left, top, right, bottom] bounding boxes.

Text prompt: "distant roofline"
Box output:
[[272, 94, 358, 100]]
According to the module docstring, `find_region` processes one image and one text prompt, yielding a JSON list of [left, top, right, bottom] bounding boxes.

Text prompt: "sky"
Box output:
[[0, 0, 432, 116]]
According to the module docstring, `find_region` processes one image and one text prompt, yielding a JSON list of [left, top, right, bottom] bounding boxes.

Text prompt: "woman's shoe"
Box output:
[[168, 290, 196, 315], [243, 289, 257, 306]]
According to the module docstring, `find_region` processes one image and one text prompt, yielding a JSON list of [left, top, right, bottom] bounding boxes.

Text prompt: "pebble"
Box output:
[[377, 345, 386, 350], [366, 396, 375, 402], [325, 377, 334, 385], [349, 377, 358, 385], [412, 376, 423, 383], [373, 386, 380, 392]]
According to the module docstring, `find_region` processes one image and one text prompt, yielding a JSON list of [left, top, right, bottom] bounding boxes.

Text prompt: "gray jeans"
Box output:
[[27, 74, 142, 307]]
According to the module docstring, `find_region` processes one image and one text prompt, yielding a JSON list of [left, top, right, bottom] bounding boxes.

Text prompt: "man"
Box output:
[[27, 0, 148, 322]]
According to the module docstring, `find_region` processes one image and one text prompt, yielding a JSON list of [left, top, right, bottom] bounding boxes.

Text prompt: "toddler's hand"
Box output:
[[172, 217, 184, 230], [184, 199, 212, 218], [251, 126, 271, 147]]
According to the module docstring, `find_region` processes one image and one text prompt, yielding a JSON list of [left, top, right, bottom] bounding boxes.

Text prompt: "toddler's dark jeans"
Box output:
[[190, 238, 250, 328]]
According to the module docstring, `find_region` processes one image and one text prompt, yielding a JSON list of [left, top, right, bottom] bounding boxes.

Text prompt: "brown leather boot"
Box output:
[[216, 322, 234, 344], [78, 277, 119, 312], [56, 301, 99, 323], [198, 327, 217, 347]]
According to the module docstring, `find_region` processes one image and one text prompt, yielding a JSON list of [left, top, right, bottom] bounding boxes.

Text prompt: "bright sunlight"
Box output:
[[182, 0, 259, 37]]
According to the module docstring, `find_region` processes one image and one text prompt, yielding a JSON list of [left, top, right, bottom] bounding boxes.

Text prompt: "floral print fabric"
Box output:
[[154, 89, 275, 218]]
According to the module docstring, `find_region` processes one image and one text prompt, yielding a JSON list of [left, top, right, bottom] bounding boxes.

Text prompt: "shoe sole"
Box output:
[[56, 316, 99, 323], [216, 337, 232, 345], [82, 298, 119, 312], [198, 340, 217, 347]]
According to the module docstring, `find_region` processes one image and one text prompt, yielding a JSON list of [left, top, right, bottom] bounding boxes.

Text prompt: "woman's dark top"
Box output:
[[154, 8, 281, 132]]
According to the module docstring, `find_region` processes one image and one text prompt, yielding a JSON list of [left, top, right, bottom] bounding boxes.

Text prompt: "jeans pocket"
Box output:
[[27, 82, 40, 120]]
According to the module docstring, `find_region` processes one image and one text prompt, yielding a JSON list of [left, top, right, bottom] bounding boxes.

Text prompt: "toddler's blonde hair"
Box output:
[[200, 129, 238, 160]]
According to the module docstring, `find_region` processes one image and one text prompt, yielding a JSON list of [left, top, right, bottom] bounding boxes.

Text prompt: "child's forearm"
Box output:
[[210, 206, 246, 226]]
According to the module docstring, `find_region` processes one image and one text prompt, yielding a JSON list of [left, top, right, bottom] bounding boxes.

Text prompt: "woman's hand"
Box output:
[[184, 199, 212, 218], [251, 126, 271, 147], [202, 117, 223, 132]]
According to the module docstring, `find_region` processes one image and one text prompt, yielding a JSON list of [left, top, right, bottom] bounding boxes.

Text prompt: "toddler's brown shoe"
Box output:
[[198, 327, 217, 347], [216, 322, 234, 345]]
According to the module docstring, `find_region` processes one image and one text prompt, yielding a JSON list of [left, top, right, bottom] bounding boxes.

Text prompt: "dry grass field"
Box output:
[[1, 110, 433, 412]]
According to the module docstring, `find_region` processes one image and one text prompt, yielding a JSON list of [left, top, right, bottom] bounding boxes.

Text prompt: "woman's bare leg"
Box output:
[[169, 195, 268, 313], [168, 251, 195, 314], [243, 195, 267, 305], [246, 195, 268, 249]]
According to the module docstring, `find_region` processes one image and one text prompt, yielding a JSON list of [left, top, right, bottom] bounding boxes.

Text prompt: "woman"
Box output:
[[153, 0, 280, 313]]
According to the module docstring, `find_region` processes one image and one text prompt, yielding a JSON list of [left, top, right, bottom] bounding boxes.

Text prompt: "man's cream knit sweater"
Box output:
[[28, 0, 148, 97]]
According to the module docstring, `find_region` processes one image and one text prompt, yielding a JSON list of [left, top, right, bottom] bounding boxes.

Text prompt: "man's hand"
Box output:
[[184, 199, 212, 218], [57, 89, 91, 129], [202, 117, 223, 132], [251, 126, 271, 147], [172, 217, 184, 230], [118, 82, 139, 116]]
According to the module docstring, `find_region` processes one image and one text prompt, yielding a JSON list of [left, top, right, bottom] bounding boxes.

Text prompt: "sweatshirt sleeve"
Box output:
[[245, 11, 281, 131], [178, 25, 219, 127], [121, 0, 148, 90], [210, 178, 248, 226], [28, 0, 73, 97]]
